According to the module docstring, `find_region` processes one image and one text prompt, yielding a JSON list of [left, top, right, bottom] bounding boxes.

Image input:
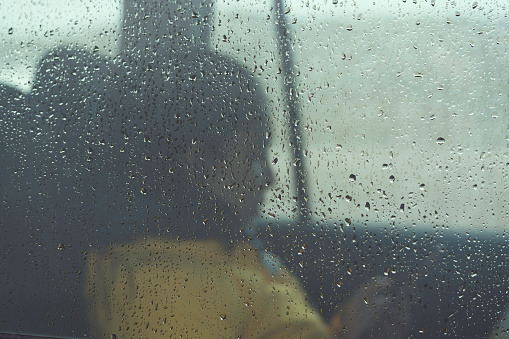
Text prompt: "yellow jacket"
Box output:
[[85, 237, 329, 338]]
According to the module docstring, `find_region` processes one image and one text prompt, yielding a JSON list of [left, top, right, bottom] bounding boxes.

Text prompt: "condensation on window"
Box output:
[[1, 0, 508, 338]]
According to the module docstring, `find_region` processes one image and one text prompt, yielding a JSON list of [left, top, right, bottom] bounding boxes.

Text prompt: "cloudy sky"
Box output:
[[1, 0, 121, 92], [1, 0, 494, 93]]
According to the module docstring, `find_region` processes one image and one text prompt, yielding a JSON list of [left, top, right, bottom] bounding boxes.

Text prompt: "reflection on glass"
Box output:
[[0, 0, 508, 338]]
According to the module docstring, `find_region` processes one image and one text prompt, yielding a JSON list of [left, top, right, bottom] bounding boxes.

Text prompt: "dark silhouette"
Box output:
[[1, 0, 270, 336]]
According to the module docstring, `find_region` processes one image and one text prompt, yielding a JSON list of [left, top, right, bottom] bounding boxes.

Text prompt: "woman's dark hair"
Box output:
[[125, 48, 269, 245], [27, 0, 270, 247]]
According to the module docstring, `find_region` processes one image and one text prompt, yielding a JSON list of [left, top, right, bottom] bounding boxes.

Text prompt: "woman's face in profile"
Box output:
[[203, 126, 273, 224]]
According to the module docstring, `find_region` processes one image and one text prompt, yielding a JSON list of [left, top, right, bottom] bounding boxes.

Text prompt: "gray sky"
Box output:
[[1, 0, 493, 93], [1, 0, 121, 92]]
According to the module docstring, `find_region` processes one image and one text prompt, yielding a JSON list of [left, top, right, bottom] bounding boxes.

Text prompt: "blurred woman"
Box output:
[[83, 0, 334, 337], [84, 28, 334, 337]]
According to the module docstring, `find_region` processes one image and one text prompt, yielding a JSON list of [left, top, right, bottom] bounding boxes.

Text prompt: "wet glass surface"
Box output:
[[1, 1, 508, 338]]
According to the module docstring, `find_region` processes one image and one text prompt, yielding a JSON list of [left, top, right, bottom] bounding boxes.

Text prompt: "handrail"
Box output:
[[273, 0, 310, 221]]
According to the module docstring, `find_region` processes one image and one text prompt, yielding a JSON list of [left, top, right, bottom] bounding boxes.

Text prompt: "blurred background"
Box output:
[[2, 0, 507, 232]]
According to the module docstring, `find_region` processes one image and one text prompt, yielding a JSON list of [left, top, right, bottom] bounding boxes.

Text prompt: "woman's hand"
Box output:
[[329, 276, 413, 339]]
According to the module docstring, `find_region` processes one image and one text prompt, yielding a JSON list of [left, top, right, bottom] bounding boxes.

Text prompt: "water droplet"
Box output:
[[346, 24, 353, 31], [389, 175, 395, 183], [272, 157, 278, 165], [472, 2, 478, 9], [436, 137, 445, 145], [8, 28, 13, 35], [349, 174, 356, 182], [365, 202, 370, 211], [220, 314, 227, 320]]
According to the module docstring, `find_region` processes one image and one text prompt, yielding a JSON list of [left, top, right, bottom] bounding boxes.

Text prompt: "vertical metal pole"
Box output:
[[273, 0, 310, 221]]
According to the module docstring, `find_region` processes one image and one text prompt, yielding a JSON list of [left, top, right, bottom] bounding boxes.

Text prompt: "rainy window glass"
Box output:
[[1, 0, 508, 338]]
